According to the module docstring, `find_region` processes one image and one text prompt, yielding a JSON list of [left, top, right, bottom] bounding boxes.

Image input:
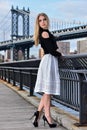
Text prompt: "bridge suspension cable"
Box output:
[[0, 10, 11, 41], [0, 10, 11, 29]]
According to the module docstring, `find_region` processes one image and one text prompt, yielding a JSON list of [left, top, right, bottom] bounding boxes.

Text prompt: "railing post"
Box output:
[[0, 68, 1, 79], [29, 70, 34, 96], [79, 73, 87, 125], [13, 69, 15, 86], [8, 68, 10, 83], [19, 70, 23, 90], [4, 68, 6, 81], [75, 73, 87, 126], [1, 68, 3, 80]]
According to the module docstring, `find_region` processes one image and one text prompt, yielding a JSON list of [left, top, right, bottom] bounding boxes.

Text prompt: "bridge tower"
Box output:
[[6, 6, 32, 61], [11, 6, 30, 39]]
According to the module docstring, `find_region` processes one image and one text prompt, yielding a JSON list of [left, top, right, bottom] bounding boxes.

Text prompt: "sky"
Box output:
[[0, 0, 87, 22], [0, 0, 87, 56]]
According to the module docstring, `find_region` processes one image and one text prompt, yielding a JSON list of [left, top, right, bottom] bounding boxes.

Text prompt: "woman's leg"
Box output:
[[32, 95, 44, 127], [36, 94, 44, 121], [35, 93, 57, 127], [37, 94, 53, 123], [43, 94, 52, 123], [38, 95, 44, 112], [37, 93, 51, 122]]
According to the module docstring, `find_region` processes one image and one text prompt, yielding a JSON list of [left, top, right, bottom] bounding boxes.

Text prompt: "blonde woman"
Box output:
[[32, 13, 62, 128]]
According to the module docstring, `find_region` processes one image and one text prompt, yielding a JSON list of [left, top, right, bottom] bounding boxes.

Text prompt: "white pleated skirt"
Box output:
[[34, 54, 60, 95]]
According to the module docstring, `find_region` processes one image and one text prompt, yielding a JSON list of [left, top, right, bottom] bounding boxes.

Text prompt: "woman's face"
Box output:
[[38, 15, 48, 29]]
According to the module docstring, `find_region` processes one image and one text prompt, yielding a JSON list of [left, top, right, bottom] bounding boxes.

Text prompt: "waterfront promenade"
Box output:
[[0, 80, 66, 130], [0, 79, 86, 130]]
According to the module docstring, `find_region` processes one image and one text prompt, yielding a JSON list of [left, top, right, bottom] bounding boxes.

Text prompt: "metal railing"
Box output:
[[0, 65, 80, 110], [0, 67, 38, 96], [0, 53, 87, 125]]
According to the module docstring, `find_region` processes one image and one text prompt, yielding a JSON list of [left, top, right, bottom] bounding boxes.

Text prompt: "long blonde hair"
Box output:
[[33, 13, 50, 46]]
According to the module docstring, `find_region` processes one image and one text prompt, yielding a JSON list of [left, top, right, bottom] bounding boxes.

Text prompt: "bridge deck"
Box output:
[[0, 81, 66, 130]]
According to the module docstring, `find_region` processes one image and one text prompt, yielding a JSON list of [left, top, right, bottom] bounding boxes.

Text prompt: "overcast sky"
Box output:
[[0, 0, 87, 54]]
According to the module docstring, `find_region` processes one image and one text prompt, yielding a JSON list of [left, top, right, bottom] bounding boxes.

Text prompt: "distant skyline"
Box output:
[[0, 0, 87, 55]]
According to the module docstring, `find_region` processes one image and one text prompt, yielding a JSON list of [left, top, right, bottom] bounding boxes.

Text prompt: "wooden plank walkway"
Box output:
[[0, 82, 67, 130]]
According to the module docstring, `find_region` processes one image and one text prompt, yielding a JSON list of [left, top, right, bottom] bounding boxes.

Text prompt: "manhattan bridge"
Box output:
[[0, 6, 87, 61]]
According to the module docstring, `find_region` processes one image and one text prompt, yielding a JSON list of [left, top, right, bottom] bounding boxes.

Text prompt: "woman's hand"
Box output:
[[59, 55, 65, 62]]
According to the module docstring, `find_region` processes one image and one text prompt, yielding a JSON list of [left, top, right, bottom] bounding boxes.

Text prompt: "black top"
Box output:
[[39, 27, 61, 57]]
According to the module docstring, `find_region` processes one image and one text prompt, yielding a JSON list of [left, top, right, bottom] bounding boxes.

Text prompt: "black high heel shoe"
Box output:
[[30, 111, 39, 127], [42, 115, 57, 128]]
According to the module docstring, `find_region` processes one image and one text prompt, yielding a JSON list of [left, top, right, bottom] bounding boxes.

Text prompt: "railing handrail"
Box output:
[[0, 66, 38, 70]]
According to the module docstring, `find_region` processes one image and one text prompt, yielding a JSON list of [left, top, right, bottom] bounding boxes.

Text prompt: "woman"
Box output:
[[32, 13, 62, 128]]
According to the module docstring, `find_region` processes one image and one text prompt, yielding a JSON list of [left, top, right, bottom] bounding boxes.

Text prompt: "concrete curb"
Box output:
[[1, 80, 87, 130]]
